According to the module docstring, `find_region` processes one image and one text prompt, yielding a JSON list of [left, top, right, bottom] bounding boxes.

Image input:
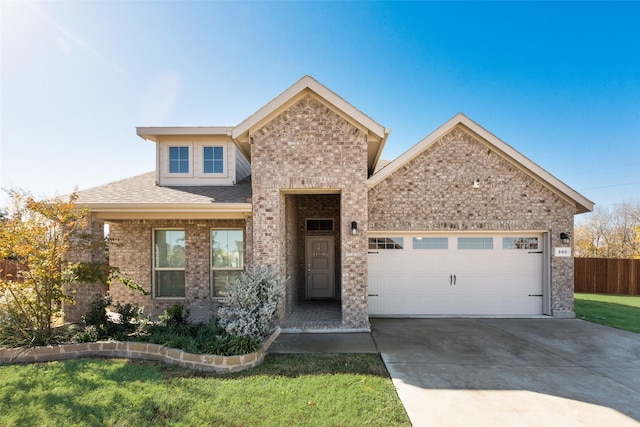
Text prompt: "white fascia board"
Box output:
[[86, 202, 252, 213], [369, 128, 391, 175], [89, 203, 252, 220], [232, 76, 386, 140], [137, 126, 234, 141]]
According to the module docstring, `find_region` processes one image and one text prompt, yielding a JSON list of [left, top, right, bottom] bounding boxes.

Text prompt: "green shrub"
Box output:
[[82, 295, 146, 339], [140, 318, 258, 356], [83, 295, 111, 332], [217, 266, 286, 340], [112, 301, 147, 334], [74, 325, 99, 343], [158, 303, 190, 329]]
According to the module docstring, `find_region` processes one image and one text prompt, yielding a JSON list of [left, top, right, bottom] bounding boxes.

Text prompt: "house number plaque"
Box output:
[[554, 247, 572, 257]]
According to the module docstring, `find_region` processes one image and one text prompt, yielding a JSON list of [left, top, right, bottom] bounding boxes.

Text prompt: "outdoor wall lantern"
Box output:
[[351, 221, 358, 235], [472, 178, 480, 189], [560, 232, 571, 245]]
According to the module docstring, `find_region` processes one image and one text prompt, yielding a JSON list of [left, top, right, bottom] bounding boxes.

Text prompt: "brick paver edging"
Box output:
[[0, 328, 280, 373]]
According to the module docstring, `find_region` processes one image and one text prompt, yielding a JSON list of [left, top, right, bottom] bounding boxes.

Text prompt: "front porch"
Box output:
[[282, 193, 345, 329], [280, 299, 344, 332]]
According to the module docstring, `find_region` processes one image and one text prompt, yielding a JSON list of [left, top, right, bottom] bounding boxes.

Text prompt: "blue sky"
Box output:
[[1, 1, 639, 214]]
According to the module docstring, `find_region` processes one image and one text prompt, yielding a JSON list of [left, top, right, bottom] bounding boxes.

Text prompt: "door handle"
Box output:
[[450, 274, 453, 285], [453, 274, 457, 285]]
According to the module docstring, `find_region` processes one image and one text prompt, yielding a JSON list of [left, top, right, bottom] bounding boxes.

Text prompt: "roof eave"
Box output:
[[86, 202, 253, 220], [136, 126, 234, 142]]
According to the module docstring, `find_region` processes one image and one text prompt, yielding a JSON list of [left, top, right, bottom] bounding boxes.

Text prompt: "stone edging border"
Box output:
[[0, 328, 280, 373]]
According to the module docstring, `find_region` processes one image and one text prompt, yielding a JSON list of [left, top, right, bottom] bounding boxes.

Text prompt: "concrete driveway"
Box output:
[[371, 318, 640, 427]]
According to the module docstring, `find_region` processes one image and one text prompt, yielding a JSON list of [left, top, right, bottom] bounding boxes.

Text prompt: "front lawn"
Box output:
[[0, 354, 411, 427], [574, 293, 640, 333]]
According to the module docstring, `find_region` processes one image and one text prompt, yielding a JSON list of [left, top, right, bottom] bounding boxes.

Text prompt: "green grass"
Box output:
[[0, 354, 410, 427], [574, 293, 640, 333]]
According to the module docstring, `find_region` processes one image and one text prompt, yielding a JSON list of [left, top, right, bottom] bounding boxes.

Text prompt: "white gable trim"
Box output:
[[232, 76, 386, 140], [367, 113, 594, 214]]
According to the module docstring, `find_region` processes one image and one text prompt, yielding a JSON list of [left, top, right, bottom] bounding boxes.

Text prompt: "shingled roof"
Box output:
[[75, 172, 252, 219]]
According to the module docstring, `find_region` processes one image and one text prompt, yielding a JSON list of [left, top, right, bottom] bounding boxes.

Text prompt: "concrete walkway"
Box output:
[[269, 332, 377, 354], [271, 319, 640, 426]]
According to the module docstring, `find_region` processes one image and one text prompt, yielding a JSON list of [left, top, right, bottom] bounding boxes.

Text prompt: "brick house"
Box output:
[[68, 76, 593, 330]]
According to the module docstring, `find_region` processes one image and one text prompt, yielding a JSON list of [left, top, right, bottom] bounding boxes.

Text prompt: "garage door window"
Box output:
[[503, 237, 539, 250], [369, 237, 404, 249], [413, 237, 448, 249], [458, 237, 493, 249]]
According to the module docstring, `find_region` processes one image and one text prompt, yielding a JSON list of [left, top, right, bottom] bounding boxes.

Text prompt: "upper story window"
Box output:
[[203, 146, 224, 174], [169, 146, 189, 173]]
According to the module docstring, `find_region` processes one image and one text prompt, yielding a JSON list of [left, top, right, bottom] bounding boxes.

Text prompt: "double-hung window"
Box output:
[[211, 229, 244, 297], [169, 146, 189, 173], [203, 146, 224, 174], [153, 229, 186, 298]]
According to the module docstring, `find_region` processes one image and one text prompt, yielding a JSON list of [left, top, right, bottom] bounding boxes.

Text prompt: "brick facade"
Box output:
[[250, 95, 370, 328], [108, 218, 246, 321], [62, 217, 107, 323], [368, 127, 576, 314], [69, 78, 590, 325]]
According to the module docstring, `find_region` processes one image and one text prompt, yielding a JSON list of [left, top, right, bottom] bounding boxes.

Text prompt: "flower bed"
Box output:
[[0, 328, 280, 373]]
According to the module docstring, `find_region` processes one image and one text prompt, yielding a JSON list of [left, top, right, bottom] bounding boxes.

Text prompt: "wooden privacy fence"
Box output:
[[0, 260, 26, 282], [575, 257, 640, 295]]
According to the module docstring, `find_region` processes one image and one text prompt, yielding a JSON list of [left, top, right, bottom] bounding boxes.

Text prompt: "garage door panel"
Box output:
[[368, 233, 544, 316]]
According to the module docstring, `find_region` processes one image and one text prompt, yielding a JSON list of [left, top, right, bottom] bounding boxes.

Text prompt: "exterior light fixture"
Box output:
[[560, 232, 571, 245], [351, 221, 358, 236], [472, 179, 480, 189]]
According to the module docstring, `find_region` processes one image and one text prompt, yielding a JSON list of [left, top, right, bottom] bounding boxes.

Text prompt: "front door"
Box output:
[[305, 236, 335, 298]]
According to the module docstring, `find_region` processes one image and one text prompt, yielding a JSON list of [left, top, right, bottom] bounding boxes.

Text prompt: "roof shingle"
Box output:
[[76, 172, 252, 205]]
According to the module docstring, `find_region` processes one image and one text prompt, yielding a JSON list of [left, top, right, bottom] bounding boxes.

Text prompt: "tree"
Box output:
[[0, 190, 146, 346], [574, 201, 640, 259], [0, 190, 88, 345]]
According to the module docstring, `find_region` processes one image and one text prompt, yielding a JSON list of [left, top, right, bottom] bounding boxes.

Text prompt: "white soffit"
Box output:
[[136, 126, 233, 142]]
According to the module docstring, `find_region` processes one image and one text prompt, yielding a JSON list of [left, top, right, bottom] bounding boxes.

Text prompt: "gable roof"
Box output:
[[232, 75, 390, 175], [367, 113, 594, 214], [75, 172, 252, 220]]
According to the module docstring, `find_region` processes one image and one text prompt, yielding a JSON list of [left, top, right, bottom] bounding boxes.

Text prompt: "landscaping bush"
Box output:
[[157, 303, 190, 329], [217, 265, 286, 340], [141, 314, 258, 356], [83, 294, 111, 335], [82, 295, 147, 340]]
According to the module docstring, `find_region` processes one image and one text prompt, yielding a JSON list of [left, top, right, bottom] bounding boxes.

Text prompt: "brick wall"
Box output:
[[108, 218, 246, 321], [63, 217, 107, 323], [368, 126, 576, 314], [250, 94, 370, 328]]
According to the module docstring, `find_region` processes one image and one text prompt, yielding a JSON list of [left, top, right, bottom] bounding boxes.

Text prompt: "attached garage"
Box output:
[[367, 233, 550, 317]]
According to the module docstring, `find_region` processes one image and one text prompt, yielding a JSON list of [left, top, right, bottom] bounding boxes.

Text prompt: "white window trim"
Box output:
[[153, 228, 186, 299], [195, 142, 228, 178], [167, 143, 194, 177], [210, 228, 244, 299]]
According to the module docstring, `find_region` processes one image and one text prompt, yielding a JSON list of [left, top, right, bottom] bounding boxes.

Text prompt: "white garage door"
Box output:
[[368, 234, 546, 316]]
